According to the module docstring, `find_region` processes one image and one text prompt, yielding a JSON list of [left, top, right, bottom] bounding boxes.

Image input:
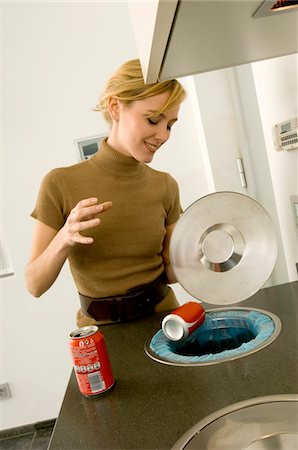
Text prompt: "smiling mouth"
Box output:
[[145, 142, 159, 152]]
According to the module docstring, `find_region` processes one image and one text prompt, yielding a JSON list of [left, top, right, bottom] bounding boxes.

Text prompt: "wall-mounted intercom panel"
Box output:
[[74, 134, 107, 161], [273, 117, 298, 151]]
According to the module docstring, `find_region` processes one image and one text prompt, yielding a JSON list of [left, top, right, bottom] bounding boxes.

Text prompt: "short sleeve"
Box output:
[[31, 169, 66, 230], [165, 174, 182, 226]]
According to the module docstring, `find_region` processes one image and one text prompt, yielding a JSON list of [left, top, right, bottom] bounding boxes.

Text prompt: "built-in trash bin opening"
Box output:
[[172, 316, 255, 357], [145, 308, 281, 366]]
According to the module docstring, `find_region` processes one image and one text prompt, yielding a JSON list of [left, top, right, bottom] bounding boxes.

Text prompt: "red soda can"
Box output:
[[162, 302, 205, 341], [69, 326, 114, 397]]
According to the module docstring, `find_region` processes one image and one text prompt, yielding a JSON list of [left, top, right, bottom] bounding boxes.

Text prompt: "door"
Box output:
[[187, 66, 289, 287]]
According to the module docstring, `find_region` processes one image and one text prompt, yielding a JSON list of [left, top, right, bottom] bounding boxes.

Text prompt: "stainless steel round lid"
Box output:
[[170, 192, 278, 305]]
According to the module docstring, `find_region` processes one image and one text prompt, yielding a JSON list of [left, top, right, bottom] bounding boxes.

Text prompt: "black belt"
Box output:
[[79, 276, 168, 322]]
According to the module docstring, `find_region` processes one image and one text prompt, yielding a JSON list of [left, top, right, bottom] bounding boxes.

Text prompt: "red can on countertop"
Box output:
[[162, 302, 205, 341], [69, 326, 114, 397]]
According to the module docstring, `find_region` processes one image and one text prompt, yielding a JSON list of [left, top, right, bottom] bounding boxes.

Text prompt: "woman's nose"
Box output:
[[154, 123, 170, 142]]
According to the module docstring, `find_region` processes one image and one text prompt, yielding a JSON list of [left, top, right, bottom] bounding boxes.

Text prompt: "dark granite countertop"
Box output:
[[49, 281, 298, 450]]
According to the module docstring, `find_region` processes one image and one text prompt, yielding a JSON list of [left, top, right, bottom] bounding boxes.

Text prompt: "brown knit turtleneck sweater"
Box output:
[[31, 139, 181, 297]]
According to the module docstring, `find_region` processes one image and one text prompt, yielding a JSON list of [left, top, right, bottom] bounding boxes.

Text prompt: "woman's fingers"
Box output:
[[65, 198, 113, 245], [70, 199, 113, 223], [69, 217, 100, 233], [73, 233, 95, 245]]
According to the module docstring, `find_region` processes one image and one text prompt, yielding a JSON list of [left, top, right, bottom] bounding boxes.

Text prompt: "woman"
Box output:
[[25, 59, 186, 327]]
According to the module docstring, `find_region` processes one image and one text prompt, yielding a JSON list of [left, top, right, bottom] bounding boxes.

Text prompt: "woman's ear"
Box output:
[[108, 97, 120, 121]]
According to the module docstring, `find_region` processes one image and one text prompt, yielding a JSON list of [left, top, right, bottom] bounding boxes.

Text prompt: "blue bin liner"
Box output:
[[150, 310, 275, 363]]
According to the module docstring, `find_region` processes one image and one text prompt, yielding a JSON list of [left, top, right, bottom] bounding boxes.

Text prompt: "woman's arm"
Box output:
[[162, 222, 178, 284], [25, 221, 70, 297], [25, 198, 112, 297]]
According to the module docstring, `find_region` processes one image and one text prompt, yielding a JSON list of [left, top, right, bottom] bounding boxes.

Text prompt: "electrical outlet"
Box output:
[[0, 383, 11, 399]]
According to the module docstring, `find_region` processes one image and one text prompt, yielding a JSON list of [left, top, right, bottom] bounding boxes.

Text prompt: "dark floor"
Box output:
[[0, 419, 56, 450]]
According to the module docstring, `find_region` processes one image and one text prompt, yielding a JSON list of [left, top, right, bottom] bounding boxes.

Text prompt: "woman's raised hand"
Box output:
[[25, 198, 112, 297], [62, 197, 112, 246]]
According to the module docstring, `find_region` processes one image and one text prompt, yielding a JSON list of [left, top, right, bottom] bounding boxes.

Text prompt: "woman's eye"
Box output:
[[147, 118, 158, 125]]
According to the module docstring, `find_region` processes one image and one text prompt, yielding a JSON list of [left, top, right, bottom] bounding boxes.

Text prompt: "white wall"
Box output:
[[0, 2, 207, 430], [251, 55, 298, 281]]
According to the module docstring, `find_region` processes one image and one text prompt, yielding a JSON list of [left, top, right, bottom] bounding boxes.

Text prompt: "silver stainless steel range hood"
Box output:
[[254, 0, 298, 17], [128, 0, 298, 83]]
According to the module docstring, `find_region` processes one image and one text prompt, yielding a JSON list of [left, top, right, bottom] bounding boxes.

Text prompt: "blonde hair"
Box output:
[[95, 59, 186, 126]]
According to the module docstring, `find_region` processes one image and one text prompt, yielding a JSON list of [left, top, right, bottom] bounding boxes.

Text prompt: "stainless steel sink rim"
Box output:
[[244, 432, 298, 449], [171, 394, 298, 450], [145, 307, 282, 367]]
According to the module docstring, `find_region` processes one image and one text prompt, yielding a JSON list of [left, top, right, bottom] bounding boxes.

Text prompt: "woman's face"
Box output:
[[107, 91, 180, 163]]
